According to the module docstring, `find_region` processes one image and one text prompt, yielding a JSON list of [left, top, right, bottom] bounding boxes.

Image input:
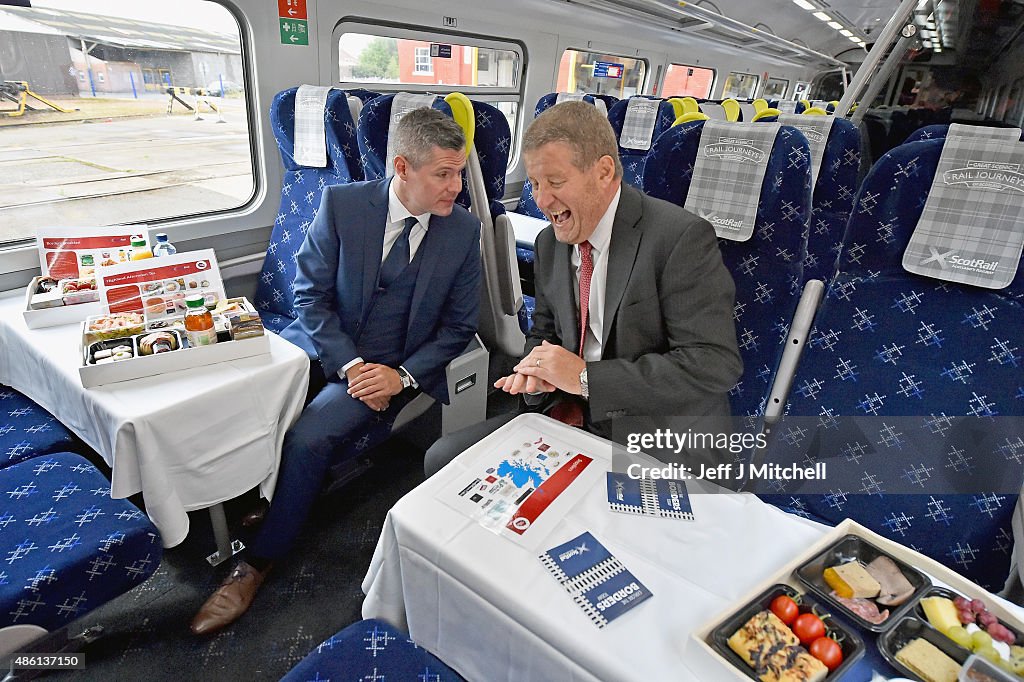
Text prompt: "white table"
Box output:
[[0, 295, 308, 549], [362, 414, 834, 681]]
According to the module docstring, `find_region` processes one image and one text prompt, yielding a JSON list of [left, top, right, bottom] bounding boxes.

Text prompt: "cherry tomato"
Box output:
[[770, 595, 799, 625], [792, 613, 826, 645], [809, 636, 844, 671]]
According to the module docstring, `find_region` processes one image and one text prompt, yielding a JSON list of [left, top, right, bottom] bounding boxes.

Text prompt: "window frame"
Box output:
[[763, 76, 790, 99], [556, 47, 649, 99], [0, 0, 260, 257], [722, 71, 760, 100], [663, 62, 716, 99]]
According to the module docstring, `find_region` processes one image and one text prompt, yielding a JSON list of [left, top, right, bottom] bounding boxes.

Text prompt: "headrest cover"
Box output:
[[902, 134, 1024, 289], [293, 84, 333, 167], [776, 100, 798, 114], [947, 123, 1022, 141], [385, 92, 439, 176], [684, 120, 782, 242], [778, 113, 835, 188], [701, 103, 727, 121], [619, 97, 661, 151], [556, 92, 586, 104]]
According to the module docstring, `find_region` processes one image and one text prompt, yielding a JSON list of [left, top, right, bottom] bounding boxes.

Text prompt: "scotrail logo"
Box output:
[[558, 542, 590, 562], [699, 208, 744, 232], [920, 247, 999, 274]]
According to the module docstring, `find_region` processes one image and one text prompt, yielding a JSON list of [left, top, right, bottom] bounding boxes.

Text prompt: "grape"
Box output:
[[972, 630, 994, 651], [953, 596, 971, 610], [959, 608, 976, 625], [971, 598, 988, 614], [946, 625, 973, 649], [978, 645, 1002, 665], [978, 611, 998, 628], [988, 623, 1016, 644]]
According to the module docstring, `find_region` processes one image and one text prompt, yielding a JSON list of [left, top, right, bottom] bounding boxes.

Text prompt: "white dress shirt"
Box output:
[[340, 179, 431, 382], [572, 187, 620, 362]]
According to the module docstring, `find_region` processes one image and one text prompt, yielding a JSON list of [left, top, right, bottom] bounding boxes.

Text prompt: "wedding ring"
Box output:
[[535, 358, 542, 367]]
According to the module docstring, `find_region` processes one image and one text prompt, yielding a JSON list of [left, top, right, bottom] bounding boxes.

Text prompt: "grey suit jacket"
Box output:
[[527, 183, 741, 437]]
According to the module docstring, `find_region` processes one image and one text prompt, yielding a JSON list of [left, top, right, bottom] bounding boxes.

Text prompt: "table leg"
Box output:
[[205, 503, 245, 566]]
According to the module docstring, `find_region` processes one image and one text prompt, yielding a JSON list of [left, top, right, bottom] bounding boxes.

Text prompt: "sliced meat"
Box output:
[[866, 555, 915, 606], [831, 591, 890, 624]]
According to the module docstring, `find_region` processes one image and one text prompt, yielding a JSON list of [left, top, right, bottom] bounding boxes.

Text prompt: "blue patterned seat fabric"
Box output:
[[643, 121, 812, 421], [281, 618, 465, 682], [1, 385, 76, 470], [255, 87, 360, 334], [0, 452, 161, 630], [758, 115, 862, 283], [759, 139, 1024, 591], [344, 88, 381, 105], [606, 96, 677, 189]]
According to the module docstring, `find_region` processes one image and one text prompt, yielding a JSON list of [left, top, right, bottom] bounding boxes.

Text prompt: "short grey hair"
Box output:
[[392, 107, 466, 168], [523, 101, 622, 179]]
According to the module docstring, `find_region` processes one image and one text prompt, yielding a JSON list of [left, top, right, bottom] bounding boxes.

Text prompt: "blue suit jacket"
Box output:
[[280, 178, 481, 404]]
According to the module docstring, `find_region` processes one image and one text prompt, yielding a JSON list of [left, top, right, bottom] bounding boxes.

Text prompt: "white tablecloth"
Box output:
[[0, 296, 308, 548], [362, 414, 833, 682]]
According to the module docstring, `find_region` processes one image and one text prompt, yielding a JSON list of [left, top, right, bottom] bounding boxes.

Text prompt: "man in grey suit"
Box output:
[[424, 100, 740, 476]]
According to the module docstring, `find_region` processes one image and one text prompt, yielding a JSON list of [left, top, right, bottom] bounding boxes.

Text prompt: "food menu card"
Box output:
[[36, 226, 149, 281], [95, 249, 227, 319]]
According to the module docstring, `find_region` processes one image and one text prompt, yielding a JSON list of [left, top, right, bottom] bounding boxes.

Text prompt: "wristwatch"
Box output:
[[579, 367, 589, 400], [397, 367, 413, 390]]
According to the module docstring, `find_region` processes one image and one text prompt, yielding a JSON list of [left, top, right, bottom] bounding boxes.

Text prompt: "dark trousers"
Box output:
[[250, 376, 412, 560]]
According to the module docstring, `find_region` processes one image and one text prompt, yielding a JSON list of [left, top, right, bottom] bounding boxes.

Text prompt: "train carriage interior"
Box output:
[[0, 0, 1023, 679]]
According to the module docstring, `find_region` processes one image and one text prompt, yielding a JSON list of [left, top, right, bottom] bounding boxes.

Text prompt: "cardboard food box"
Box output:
[[692, 519, 1024, 681], [78, 297, 267, 388], [23, 276, 104, 329]]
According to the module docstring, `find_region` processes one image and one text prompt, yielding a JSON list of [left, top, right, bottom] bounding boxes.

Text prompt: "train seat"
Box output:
[[281, 619, 465, 682], [590, 93, 619, 113], [643, 119, 812, 420], [758, 134, 1024, 591], [1, 385, 77, 469], [903, 122, 1024, 145], [0, 452, 161, 632], [770, 113, 862, 284], [606, 95, 676, 188], [255, 87, 360, 334]]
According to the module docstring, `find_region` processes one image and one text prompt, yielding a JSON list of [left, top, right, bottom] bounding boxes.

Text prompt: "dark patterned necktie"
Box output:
[[379, 216, 417, 288]]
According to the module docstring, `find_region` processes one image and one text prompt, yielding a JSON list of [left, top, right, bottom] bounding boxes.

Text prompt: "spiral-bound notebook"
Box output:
[[606, 472, 694, 520], [538, 531, 652, 628]]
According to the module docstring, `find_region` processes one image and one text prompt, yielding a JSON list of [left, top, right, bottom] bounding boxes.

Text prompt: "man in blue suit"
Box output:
[[191, 108, 481, 634]]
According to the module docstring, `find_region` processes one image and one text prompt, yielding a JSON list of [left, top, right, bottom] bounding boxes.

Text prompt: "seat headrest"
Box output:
[[269, 87, 356, 179]]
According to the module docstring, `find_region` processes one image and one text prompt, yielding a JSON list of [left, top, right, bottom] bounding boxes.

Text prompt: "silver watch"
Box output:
[[397, 367, 413, 390], [579, 367, 589, 400]]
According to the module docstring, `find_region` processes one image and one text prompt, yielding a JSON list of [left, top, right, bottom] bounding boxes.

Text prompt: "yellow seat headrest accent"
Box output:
[[752, 98, 768, 114], [828, 100, 840, 109], [751, 108, 781, 121], [799, 99, 812, 110], [444, 92, 475, 157], [802, 106, 828, 116], [668, 97, 687, 119], [721, 98, 740, 122], [672, 111, 709, 126], [681, 97, 700, 114]]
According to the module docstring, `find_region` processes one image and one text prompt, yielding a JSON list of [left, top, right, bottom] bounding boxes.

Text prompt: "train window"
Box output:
[[762, 77, 789, 99], [722, 72, 759, 99], [793, 81, 812, 100], [336, 26, 524, 168], [0, 1, 254, 246], [556, 49, 647, 99], [662, 63, 714, 99]]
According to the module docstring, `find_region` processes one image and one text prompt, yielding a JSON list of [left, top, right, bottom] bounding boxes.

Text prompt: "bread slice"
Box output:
[[894, 637, 960, 682], [727, 611, 826, 682]]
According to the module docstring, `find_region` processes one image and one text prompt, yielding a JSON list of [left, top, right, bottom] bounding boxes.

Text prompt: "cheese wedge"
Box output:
[[824, 562, 881, 599], [894, 638, 960, 682]]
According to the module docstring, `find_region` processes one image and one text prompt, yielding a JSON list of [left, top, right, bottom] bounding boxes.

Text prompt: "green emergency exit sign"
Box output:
[[280, 18, 308, 45]]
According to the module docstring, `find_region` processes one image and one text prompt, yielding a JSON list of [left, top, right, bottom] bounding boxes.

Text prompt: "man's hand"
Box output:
[[494, 372, 556, 395], [513, 341, 586, 395], [348, 363, 403, 411]]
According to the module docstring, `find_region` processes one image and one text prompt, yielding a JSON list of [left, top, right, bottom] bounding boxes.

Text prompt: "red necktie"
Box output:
[[550, 240, 593, 428]]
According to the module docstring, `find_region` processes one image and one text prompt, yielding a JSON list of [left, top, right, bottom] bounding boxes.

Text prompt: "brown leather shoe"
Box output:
[[190, 560, 270, 635], [240, 501, 269, 528]]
